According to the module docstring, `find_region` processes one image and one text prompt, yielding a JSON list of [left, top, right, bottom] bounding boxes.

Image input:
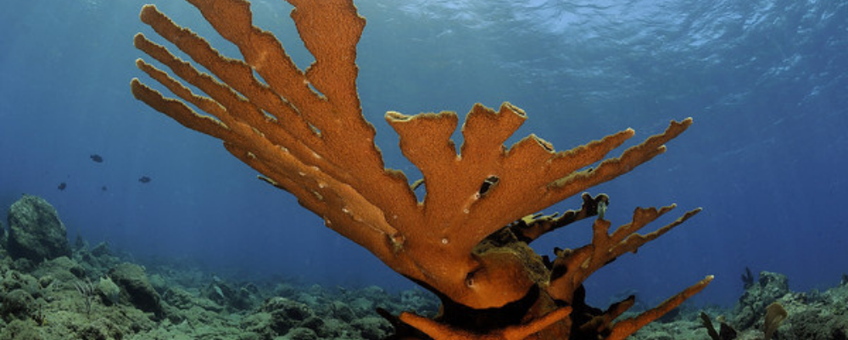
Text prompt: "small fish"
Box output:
[[102, 186, 108, 191], [138, 176, 151, 183], [90, 154, 104, 163], [58, 182, 67, 191]]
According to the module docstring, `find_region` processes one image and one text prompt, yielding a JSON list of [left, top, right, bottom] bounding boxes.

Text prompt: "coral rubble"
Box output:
[[130, 0, 709, 338]]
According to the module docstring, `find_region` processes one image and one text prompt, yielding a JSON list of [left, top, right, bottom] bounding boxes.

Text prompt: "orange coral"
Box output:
[[131, 0, 711, 338]]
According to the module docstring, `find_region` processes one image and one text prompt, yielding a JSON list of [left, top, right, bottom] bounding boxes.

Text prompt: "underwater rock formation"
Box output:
[[733, 271, 790, 330], [130, 0, 710, 338], [0, 207, 845, 340], [6, 194, 72, 263], [109, 263, 165, 320], [786, 309, 848, 340]]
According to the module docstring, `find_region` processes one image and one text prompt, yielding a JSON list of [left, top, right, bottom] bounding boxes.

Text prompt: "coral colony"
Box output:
[[131, 0, 710, 338]]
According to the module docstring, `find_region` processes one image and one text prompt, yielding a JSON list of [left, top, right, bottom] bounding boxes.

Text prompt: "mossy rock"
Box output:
[[6, 195, 71, 263], [109, 263, 165, 320], [351, 316, 392, 340], [76, 317, 125, 340], [0, 270, 39, 298], [0, 319, 44, 340], [0, 289, 35, 321], [283, 327, 318, 340], [32, 256, 85, 283]]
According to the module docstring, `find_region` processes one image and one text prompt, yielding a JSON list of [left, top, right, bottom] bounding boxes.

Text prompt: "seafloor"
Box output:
[[1, 195, 846, 340]]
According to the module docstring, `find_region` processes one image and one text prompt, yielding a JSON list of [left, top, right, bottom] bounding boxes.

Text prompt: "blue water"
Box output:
[[1, 0, 845, 308]]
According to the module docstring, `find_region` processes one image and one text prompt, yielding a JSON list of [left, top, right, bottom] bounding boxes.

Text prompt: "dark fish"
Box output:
[[138, 176, 151, 183], [102, 186, 108, 191], [58, 182, 67, 191], [90, 154, 104, 163]]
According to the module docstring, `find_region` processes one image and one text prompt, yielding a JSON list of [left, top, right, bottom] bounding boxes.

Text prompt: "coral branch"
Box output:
[[606, 275, 714, 340], [131, 0, 710, 338], [548, 205, 703, 303], [508, 192, 610, 244], [399, 307, 572, 340]]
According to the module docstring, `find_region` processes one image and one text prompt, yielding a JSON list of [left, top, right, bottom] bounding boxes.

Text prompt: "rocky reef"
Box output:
[[1, 194, 846, 340], [628, 270, 848, 340], [6, 194, 71, 263], [0, 194, 440, 340]]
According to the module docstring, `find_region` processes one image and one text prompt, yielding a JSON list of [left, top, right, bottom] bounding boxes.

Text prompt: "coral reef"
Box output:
[[129, 0, 710, 338], [1, 196, 847, 340], [733, 271, 790, 330], [636, 271, 848, 340], [0, 196, 441, 339]]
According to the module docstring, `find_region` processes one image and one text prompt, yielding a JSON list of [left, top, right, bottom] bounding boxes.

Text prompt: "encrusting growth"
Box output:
[[130, 0, 712, 338]]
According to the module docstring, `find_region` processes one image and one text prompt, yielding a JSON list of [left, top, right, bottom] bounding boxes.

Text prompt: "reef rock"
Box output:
[[6, 194, 71, 263], [109, 262, 165, 319], [0, 289, 35, 321], [733, 271, 790, 329], [351, 316, 392, 340], [32, 256, 86, 286]]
